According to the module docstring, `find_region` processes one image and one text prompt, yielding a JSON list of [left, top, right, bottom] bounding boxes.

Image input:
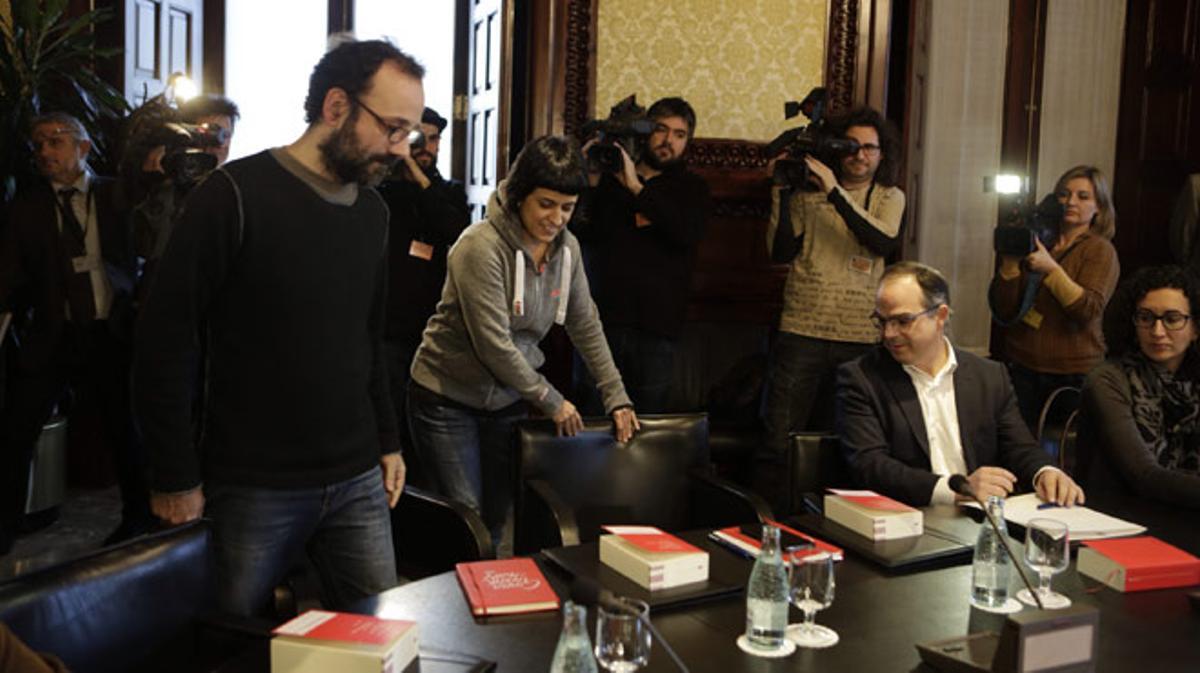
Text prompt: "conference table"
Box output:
[[230, 495, 1200, 672]]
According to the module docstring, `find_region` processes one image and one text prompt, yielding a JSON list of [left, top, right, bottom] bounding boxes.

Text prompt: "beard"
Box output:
[[318, 112, 396, 186], [642, 143, 683, 171]]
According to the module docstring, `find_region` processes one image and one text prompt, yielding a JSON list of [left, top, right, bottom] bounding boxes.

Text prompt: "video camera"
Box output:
[[150, 122, 229, 189], [764, 87, 860, 189], [581, 95, 654, 173], [993, 193, 1064, 257]]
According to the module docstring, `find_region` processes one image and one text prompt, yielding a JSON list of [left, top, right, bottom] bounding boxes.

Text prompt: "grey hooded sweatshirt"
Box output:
[[410, 185, 631, 416]]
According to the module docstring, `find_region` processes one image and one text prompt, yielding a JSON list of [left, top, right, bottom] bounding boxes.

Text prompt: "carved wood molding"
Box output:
[[563, 0, 858, 170]]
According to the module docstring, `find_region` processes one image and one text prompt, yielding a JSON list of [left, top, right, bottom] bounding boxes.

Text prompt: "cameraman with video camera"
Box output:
[[759, 105, 904, 505], [989, 165, 1119, 439], [573, 96, 711, 413]]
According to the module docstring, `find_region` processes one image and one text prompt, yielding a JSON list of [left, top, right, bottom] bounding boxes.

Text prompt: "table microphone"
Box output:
[[568, 576, 691, 673], [949, 474, 1044, 610]]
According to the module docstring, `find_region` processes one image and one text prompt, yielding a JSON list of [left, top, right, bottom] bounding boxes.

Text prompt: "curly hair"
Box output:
[[503, 136, 588, 212], [303, 39, 424, 125], [1103, 265, 1200, 378], [825, 106, 902, 187]]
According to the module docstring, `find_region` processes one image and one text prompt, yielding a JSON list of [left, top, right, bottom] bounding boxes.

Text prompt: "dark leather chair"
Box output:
[[0, 520, 240, 673], [1036, 386, 1082, 461], [787, 432, 850, 515], [392, 486, 494, 580], [513, 413, 772, 554]]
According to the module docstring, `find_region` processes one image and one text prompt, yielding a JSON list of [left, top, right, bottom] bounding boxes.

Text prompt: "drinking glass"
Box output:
[[594, 597, 652, 672], [786, 551, 839, 648], [1016, 518, 1072, 609]]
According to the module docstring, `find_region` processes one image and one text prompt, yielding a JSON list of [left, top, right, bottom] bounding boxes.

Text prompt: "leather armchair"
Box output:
[[392, 486, 494, 580], [0, 521, 239, 673], [513, 413, 772, 554], [788, 432, 850, 515]]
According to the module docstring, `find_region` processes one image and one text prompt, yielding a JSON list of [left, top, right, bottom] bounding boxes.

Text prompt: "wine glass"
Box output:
[[786, 551, 839, 648], [1016, 518, 1072, 609], [594, 597, 652, 672]]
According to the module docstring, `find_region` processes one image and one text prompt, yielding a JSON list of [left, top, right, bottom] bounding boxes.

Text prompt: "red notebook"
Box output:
[[710, 520, 843, 561], [1078, 536, 1200, 592], [455, 557, 561, 616]]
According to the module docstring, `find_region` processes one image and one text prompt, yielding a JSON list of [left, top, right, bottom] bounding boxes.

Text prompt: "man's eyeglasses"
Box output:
[[870, 306, 938, 331], [854, 143, 882, 157], [355, 97, 421, 146], [1133, 309, 1192, 331]]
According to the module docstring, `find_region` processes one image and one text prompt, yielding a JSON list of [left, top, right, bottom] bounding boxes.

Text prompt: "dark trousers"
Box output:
[[0, 322, 150, 530], [577, 325, 676, 415], [384, 336, 423, 487], [1007, 362, 1084, 459]]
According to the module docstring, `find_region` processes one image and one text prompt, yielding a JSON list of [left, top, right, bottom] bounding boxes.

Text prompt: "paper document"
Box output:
[[964, 493, 1145, 540]]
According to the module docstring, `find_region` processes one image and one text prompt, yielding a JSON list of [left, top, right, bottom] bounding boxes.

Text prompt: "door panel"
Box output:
[[124, 0, 203, 105]]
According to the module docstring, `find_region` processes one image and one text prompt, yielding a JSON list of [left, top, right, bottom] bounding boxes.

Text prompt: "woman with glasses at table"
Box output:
[[1079, 265, 1200, 508], [990, 165, 1120, 444]]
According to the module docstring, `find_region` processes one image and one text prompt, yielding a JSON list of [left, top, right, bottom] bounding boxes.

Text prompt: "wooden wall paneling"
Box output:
[[998, 0, 1048, 193], [899, 0, 928, 256], [328, 0, 353, 34], [1113, 0, 1200, 273], [202, 0, 224, 94]]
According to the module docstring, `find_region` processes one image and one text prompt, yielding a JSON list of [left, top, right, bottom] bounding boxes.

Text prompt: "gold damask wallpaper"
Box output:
[[594, 0, 827, 141]]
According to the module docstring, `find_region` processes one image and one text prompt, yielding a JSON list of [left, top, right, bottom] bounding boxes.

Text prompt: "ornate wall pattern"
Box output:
[[593, 0, 827, 142]]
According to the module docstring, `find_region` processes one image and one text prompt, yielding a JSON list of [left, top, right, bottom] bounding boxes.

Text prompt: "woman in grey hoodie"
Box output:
[[407, 136, 639, 546]]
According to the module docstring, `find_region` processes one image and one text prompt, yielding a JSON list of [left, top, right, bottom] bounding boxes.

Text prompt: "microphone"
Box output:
[[950, 474, 1044, 610], [568, 576, 690, 673]]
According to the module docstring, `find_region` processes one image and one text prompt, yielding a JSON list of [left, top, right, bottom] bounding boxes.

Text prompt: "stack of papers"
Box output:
[[963, 493, 1145, 540]]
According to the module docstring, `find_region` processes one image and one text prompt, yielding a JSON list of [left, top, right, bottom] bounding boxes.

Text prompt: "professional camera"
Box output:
[[764, 87, 860, 189], [151, 122, 229, 189], [580, 95, 655, 173], [993, 193, 1064, 257]]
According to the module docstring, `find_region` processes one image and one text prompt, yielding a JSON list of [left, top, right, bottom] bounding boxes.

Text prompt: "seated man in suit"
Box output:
[[836, 261, 1085, 507]]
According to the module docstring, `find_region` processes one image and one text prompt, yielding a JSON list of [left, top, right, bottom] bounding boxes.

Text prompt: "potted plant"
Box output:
[[0, 0, 129, 205]]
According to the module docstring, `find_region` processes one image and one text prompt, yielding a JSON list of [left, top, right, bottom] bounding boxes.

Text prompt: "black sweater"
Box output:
[[133, 150, 398, 492], [573, 164, 711, 339]]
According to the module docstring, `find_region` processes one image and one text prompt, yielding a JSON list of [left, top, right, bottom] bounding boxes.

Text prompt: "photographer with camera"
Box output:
[[179, 94, 239, 168], [990, 165, 1119, 439], [759, 105, 904, 506], [572, 96, 711, 413]]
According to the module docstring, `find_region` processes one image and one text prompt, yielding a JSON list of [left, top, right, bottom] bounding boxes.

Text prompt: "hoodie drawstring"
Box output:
[[511, 246, 571, 325]]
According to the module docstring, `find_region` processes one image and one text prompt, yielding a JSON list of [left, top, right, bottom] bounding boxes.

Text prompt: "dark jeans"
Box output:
[[0, 322, 150, 531], [204, 466, 397, 616], [761, 332, 873, 465], [406, 382, 526, 547], [577, 325, 675, 415], [1007, 362, 1084, 459]]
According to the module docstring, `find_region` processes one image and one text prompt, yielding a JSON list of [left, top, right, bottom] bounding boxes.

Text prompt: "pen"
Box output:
[[1037, 502, 1061, 510]]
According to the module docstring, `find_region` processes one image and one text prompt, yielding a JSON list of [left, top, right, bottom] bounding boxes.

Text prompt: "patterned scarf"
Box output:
[[1120, 351, 1200, 473]]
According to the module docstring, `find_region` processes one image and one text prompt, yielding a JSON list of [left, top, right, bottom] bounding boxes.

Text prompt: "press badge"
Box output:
[[1022, 307, 1044, 329], [634, 213, 652, 228], [71, 255, 99, 274], [848, 255, 873, 274], [408, 240, 434, 260]]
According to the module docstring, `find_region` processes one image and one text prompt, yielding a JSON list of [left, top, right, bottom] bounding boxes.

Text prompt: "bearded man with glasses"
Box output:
[[134, 39, 424, 615], [757, 106, 906, 510], [835, 261, 1085, 508]]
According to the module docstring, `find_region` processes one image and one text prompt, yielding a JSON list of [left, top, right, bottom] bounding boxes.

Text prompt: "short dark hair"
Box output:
[[504, 135, 588, 212], [422, 107, 447, 132], [1103, 265, 1200, 378], [647, 97, 697, 138], [880, 261, 951, 309], [303, 39, 424, 124], [179, 94, 241, 124], [826, 106, 902, 187]]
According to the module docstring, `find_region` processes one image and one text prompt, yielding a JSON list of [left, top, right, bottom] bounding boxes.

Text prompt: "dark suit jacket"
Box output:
[[0, 177, 135, 371], [836, 345, 1052, 506]]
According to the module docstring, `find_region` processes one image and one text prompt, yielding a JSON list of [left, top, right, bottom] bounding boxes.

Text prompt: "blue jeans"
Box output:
[[204, 466, 397, 616], [407, 382, 525, 547]]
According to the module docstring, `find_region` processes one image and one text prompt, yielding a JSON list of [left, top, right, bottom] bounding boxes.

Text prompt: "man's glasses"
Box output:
[[870, 306, 938, 331], [1133, 309, 1192, 331], [853, 143, 882, 157], [355, 97, 421, 146]]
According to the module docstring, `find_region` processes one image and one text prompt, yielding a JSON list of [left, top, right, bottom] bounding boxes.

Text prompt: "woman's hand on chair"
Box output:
[[612, 406, 640, 443]]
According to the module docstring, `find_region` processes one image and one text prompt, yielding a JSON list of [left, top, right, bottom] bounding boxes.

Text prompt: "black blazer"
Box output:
[[836, 345, 1052, 506], [0, 176, 135, 370]]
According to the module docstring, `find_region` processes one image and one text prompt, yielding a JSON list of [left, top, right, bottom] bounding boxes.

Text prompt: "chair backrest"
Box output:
[[0, 521, 213, 673], [787, 433, 849, 514], [1037, 386, 1082, 460], [515, 413, 710, 543], [1058, 409, 1081, 475], [392, 486, 494, 580]]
